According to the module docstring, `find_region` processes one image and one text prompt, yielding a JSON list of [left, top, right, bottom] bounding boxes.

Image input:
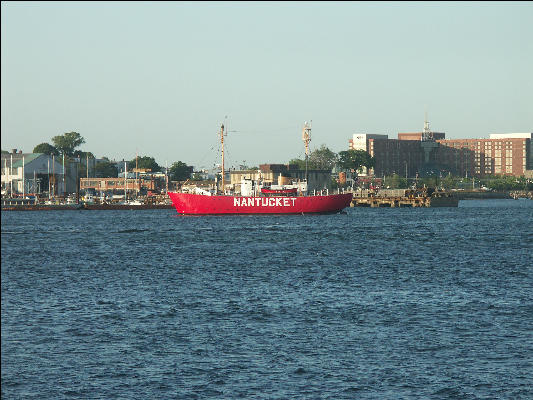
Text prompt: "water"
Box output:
[[2, 199, 532, 399]]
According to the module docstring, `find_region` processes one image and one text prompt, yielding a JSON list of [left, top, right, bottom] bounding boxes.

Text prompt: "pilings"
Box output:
[[350, 189, 458, 208]]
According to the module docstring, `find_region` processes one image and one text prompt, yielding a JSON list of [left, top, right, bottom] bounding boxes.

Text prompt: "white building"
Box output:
[[1, 151, 65, 196], [348, 133, 388, 175], [489, 133, 532, 139], [349, 133, 389, 151]]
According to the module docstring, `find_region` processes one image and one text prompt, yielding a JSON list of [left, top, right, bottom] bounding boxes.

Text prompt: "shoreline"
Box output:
[[1, 203, 174, 211]]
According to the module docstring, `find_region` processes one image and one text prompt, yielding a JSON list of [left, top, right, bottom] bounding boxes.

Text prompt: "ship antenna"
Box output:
[[220, 123, 225, 195], [302, 121, 312, 183]]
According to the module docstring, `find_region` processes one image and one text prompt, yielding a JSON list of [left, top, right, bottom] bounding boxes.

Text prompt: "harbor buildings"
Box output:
[[1, 150, 67, 196], [435, 133, 532, 178], [350, 127, 532, 178]]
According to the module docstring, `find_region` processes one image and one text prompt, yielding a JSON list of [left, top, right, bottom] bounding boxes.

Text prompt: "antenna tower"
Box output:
[[302, 121, 312, 156], [423, 112, 433, 141], [302, 121, 312, 182], [220, 124, 225, 194]]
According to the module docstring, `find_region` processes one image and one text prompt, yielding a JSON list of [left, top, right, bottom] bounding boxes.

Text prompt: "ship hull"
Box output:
[[168, 192, 353, 215]]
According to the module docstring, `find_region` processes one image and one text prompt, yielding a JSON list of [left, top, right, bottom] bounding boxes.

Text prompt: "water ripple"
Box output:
[[2, 202, 533, 399]]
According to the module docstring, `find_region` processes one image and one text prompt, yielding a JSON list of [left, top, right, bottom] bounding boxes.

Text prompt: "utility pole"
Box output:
[[48, 158, 51, 200], [10, 154, 13, 196], [63, 153, 65, 196], [124, 161, 127, 201], [3, 158, 6, 196], [22, 155, 25, 199], [52, 154, 55, 197], [76, 160, 79, 204]]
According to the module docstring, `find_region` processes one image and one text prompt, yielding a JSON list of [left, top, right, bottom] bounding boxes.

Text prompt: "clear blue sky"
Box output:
[[2, 1, 532, 169]]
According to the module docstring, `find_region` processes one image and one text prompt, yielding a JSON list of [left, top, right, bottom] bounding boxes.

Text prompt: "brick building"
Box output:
[[369, 138, 425, 178], [349, 128, 532, 178], [349, 133, 389, 176], [436, 133, 532, 177]]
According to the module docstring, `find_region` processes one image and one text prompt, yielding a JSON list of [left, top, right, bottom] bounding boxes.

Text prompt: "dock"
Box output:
[[1, 196, 174, 211], [350, 188, 458, 208]]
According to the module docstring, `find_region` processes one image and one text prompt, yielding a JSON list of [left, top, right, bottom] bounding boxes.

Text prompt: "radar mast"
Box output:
[[302, 121, 312, 183]]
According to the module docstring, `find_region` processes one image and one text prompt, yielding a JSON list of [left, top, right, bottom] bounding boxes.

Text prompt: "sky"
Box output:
[[2, 1, 532, 170]]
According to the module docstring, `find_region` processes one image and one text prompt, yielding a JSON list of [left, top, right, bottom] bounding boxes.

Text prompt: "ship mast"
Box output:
[[220, 123, 225, 194], [302, 121, 312, 183]]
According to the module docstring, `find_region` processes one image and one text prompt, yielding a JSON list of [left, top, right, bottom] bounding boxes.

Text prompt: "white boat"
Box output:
[[124, 199, 144, 206]]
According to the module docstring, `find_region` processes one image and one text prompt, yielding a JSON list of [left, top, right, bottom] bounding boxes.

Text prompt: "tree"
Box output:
[[52, 132, 85, 157], [338, 149, 375, 173], [95, 161, 118, 178], [288, 158, 306, 169], [440, 174, 460, 189], [289, 145, 338, 171], [385, 174, 408, 189], [169, 161, 193, 181], [33, 143, 60, 156], [127, 156, 161, 172], [308, 144, 338, 170], [73, 150, 94, 159]]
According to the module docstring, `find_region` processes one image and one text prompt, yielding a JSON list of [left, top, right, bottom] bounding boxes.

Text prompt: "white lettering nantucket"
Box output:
[[233, 197, 297, 207]]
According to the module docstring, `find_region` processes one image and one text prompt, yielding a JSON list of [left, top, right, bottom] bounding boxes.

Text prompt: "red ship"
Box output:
[[168, 123, 353, 215], [168, 191, 353, 215]]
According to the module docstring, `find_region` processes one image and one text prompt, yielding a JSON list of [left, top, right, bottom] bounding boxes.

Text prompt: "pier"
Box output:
[[350, 188, 458, 208]]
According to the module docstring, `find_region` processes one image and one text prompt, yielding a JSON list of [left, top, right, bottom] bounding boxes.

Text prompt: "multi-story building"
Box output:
[[349, 133, 389, 152], [436, 133, 532, 177], [398, 132, 446, 141], [349, 133, 389, 176], [349, 124, 532, 178], [79, 176, 162, 195], [350, 128, 447, 177], [369, 138, 425, 178]]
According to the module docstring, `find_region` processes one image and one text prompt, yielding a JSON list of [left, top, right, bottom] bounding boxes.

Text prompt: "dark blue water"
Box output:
[[2, 200, 533, 399]]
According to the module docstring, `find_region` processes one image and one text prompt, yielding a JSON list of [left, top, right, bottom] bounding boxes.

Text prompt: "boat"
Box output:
[[123, 199, 144, 206], [168, 123, 353, 215]]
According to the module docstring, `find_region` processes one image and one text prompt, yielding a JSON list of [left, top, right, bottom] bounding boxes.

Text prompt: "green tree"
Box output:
[[440, 174, 460, 189], [127, 156, 161, 172], [308, 144, 338, 170], [338, 149, 375, 172], [73, 151, 95, 178], [289, 145, 338, 170], [482, 175, 531, 191], [95, 161, 118, 178], [385, 174, 408, 189], [73, 150, 94, 159], [51, 132, 85, 157], [33, 142, 60, 156], [169, 161, 193, 181], [288, 158, 306, 169]]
